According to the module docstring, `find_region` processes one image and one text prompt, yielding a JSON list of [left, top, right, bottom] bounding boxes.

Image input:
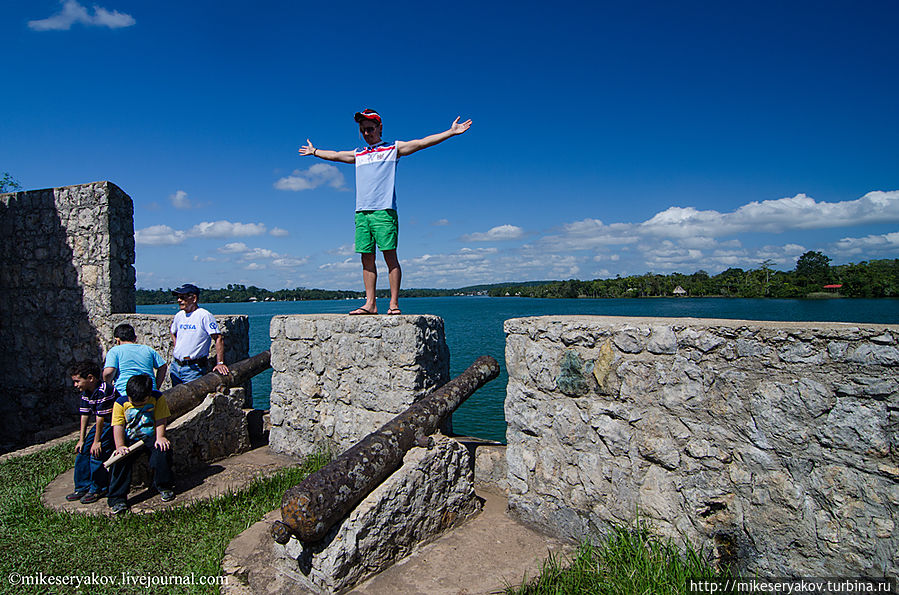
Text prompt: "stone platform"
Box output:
[[43, 444, 300, 516], [222, 489, 574, 595]]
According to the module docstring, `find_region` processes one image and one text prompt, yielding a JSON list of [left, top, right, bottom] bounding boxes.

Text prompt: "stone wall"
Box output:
[[0, 182, 135, 448], [504, 315, 899, 577], [269, 315, 450, 457]]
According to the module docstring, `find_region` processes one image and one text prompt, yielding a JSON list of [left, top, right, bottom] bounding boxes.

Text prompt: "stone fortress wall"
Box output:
[[0, 182, 135, 447], [0, 182, 249, 449], [268, 314, 450, 457], [504, 315, 899, 577]]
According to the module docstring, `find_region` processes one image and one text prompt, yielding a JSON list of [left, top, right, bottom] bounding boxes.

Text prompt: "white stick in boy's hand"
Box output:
[[103, 441, 145, 469]]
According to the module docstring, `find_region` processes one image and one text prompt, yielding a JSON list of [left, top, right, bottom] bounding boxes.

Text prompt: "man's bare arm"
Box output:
[[396, 117, 472, 157], [299, 139, 355, 163]]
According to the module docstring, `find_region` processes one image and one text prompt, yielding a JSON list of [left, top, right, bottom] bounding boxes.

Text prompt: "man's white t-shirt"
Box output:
[[171, 308, 220, 360]]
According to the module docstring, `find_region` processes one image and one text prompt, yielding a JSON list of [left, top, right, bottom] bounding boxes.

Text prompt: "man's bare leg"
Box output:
[[357, 252, 378, 314], [383, 249, 402, 313]]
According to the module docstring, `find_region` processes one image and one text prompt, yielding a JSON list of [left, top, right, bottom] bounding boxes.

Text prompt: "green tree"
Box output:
[[795, 251, 832, 287], [0, 172, 21, 193]]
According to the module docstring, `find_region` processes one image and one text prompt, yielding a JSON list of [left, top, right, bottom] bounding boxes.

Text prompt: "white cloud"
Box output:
[[270, 227, 289, 237], [219, 242, 249, 254], [641, 191, 899, 238], [273, 257, 309, 268], [170, 190, 192, 210], [432, 219, 450, 226], [28, 0, 135, 31], [189, 221, 267, 238], [462, 224, 525, 242], [244, 263, 264, 271], [274, 163, 347, 191], [831, 232, 899, 257], [135, 220, 267, 245], [134, 225, 185, 245]]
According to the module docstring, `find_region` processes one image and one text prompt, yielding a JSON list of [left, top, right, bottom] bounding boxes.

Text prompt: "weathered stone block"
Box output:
[[269, 314, 450, 457], [504, 315, 899, 577], [274, 435, 481, 594]]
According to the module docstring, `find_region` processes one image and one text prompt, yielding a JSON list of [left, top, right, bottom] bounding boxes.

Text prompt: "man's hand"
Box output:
[[155, 436, 171, 452], [299, 139, 316, 156], [90, 441, 103, 458], [450, 117, 472, 135], [213, 362, 230, 375]]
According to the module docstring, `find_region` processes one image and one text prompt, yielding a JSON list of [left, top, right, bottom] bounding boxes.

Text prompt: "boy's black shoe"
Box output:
[[110, 502, 129, 515], [65, 491, 87, 502], [159, 490, 175, 502], [80, 491, 106, 504]]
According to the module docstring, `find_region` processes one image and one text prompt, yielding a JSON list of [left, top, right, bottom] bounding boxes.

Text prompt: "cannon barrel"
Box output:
[[271, 355, 500, 544], [164, 350, 271, 418]]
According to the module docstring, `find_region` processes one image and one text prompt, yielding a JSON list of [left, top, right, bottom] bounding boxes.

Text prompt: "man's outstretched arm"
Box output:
[[396, 117, 472, 157], [299, 139, 356, 163]]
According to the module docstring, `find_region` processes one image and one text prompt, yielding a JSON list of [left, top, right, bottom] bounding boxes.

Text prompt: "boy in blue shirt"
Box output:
[[107, 374, 175, 514], [103, 323, 167, 396], [66, 361, 117, 504]]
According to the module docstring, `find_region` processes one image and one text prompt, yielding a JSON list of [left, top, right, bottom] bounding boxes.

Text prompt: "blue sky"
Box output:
[[3, 1, 898, 290]]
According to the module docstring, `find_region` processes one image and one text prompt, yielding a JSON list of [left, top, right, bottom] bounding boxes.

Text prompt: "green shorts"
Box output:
[[354, 209, 398, 253]]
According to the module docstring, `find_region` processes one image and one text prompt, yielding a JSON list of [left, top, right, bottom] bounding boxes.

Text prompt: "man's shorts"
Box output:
[[355, 209, 398, 253]]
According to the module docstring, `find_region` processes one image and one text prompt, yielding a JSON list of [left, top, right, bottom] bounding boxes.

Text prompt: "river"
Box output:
[[138, 296, 899, 443]]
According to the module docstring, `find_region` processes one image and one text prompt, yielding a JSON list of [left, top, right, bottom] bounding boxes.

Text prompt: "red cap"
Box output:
[[354, 109, 381, 124]]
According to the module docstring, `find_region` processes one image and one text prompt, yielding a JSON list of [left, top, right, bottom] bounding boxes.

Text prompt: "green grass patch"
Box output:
[[0, 441, 328, 594], [507, 519, 726, 595]]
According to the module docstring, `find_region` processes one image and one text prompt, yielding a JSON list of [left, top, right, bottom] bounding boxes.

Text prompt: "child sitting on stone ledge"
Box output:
[[107, 374, 175, 514]]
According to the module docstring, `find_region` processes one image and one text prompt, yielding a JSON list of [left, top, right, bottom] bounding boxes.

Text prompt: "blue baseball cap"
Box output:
[[172, 283, 200, 296]]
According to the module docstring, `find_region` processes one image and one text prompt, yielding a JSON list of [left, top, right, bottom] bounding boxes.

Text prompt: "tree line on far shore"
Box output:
[[488, 252, 899, 299], [136, 252, 899, 304]]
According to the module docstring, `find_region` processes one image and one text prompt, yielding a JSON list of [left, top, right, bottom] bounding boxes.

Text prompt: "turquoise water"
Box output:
[[139, 296, 899, 443]]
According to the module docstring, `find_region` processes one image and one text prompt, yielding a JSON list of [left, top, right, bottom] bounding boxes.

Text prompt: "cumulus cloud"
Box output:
[[135, 220, 267, 245], [432, 219, 450, 226], [188, 221, 267, 238], [219, 242, 249, 254], [641, 191, 899, 238], [28, 0, 135, 31], [461, 224, 525, 242], [273, 257, 309, 268], [214, 242, 308, 269], [274, 164, 347, 191], [831, 232, 899, 257], [169, 190, 192, 209], [541, 191, 899, 258], [134, 225, 186, 246], [270, 227, 289, 237]]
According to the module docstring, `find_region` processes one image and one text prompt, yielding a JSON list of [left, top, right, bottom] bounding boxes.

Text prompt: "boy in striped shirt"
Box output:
[[66, 361, 118, 504]]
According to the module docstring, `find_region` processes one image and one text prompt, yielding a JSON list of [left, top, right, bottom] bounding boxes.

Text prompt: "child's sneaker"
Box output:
[[110, 502, 129, 515], [79, 491, 106, 504], [65, 491, 87, 502], [159, 490, 175, 502]]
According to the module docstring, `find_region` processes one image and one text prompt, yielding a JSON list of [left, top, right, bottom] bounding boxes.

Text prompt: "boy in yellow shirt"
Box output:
[[107, 374, 175, 514]]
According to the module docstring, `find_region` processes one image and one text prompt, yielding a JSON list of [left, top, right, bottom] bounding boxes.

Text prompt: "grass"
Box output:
[[506, 519, 726, 595], [0, 441, 328, 594]]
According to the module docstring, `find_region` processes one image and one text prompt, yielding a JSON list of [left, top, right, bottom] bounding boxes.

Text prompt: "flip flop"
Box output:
[[349, 307, 376, 315], [387, 308, 402, 315]]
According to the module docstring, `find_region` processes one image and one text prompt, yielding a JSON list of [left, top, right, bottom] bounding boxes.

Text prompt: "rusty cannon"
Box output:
[[165, 350, 271, 418], [270, 355, 500, 544]]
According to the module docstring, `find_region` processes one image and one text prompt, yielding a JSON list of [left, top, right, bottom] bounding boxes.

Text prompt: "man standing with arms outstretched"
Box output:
[[300, 109, 472, 315]]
